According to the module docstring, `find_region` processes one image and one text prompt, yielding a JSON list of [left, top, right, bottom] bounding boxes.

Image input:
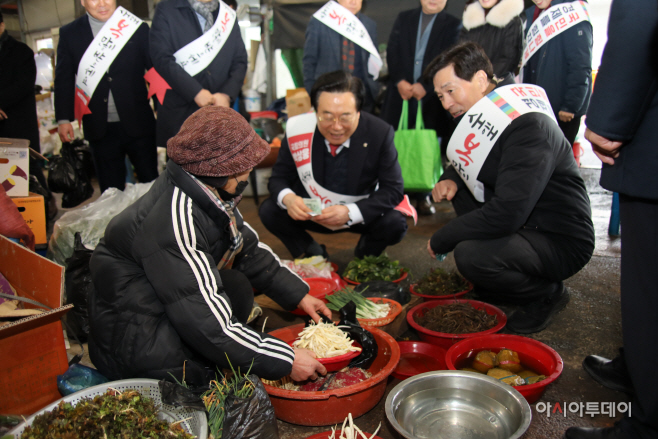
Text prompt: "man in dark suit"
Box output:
[[55, 0, 157, 193], [565, 1, 658, 438], [303, 0, 380, 113], [149, 0, 248, 148], [380, 0, 461, 215], [259, 70, 407, 259]]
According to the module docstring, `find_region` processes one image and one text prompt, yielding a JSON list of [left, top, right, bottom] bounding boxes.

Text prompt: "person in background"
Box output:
[[380, 0, 461, 215], [523, 0, 592, 146], [150, 0, 248, 147], [426, 42, 593, 334], [303, 0, 380, 113], [564, 1, 658, 438], [260, 70, 407, 260], [89, 106, 331, 383], [459, 0, 524, 78], [55, 0, 158, 193]]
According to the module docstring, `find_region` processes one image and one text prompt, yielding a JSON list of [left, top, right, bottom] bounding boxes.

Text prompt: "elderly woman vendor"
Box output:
[[88, 106, 331, 383]]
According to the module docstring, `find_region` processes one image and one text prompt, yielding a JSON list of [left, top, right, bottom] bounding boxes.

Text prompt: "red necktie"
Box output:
[[330, 144, 341, 157]]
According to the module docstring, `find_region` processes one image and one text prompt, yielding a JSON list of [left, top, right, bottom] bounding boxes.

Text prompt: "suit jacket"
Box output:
[[268, 112, 404, 225], [54, 15, 155, 142], [380, 7, 461, 136], [0, 33, 39, 151], [150, 0, 248, 147], [302, 13, 380, 104], [586, 0, 658, 200]]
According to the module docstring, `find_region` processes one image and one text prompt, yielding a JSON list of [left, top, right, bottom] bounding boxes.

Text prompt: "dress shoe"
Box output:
[[583, 350, 634, 395], [564, 422, 628, 439], [507, 283, 570, 334], [301, 241, 328, 259], [416, 196, 436, 216]]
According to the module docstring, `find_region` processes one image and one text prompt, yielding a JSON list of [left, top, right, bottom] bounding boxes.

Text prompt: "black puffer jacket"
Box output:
[[89, 160, 308, 381], [459, 0, 525, 78]]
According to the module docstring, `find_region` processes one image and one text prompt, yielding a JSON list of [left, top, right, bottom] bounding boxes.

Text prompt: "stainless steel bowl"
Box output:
[[385, 371, 531, 439]]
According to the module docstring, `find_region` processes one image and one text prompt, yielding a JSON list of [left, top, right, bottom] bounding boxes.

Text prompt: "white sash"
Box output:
[[174, 0, 236, 77], [313, 1, 382, 79], [75, 7, 142, 107], [522, 0, 590, 67], [446, 84, 557, 202], [286, 113, 369, 208]]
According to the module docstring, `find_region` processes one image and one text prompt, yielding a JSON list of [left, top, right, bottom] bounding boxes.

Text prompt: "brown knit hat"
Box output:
[[167, 106, 270, 177]]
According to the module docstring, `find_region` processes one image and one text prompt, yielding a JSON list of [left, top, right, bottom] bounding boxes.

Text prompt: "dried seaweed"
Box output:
[[416, 302, 497, 334], [415, 268, 470, 296], [20, 388, 193, 439]]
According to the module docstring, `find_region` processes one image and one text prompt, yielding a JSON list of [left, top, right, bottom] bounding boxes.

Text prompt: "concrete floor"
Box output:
[[59, 167, 627, 439]]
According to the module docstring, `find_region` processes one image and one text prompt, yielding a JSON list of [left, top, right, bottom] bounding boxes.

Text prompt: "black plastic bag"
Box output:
[[355, 280, 410, 305], [47, 154, 77, 193], [64, 233, 95, 342], [61, 140, 94, 208], [159, 380, 206, 411], [222, 376, 279, 439]]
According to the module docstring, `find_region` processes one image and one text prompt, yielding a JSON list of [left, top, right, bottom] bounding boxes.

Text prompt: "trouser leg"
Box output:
[[352, 210, 408, 258], [558, 116, 581, 147], [88, 123, 127, 193], [619, 195, 658, 434], [259, 197, 315, 258], [122, 132, 158, 184], [219, 269, 254, 325]]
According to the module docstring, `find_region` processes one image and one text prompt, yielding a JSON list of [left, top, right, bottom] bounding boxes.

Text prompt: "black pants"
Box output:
[[450, 188, 593, 304], [88, 122, 158, 193], [219, 269, 254, 324], [259, 197, 408, 258], [558, 116, 581, 147], [618, 195, 658, 436]]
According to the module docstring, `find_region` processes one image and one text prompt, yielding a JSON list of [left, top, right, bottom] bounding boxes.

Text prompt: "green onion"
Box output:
[[325, 288, 390, 319]]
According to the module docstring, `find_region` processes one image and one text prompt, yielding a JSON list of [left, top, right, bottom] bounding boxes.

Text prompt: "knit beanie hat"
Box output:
[[167, 106, 270, 177]]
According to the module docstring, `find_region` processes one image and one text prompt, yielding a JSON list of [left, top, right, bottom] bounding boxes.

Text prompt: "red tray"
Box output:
[[392, 341, 448, 380], [291, 277, 335, 316]]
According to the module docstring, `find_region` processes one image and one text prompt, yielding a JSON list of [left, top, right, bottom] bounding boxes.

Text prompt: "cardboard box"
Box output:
[[11, 192, 47, 246], [0, 235, 73, 415], [286, 88, 312, 118], [0, 138, 30, 197]]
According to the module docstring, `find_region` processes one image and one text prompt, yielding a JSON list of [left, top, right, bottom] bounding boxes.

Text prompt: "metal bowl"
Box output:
[[385, 370, 531, 439]]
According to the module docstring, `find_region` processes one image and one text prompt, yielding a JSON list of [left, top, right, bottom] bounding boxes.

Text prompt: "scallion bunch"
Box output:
[[325, 288, 390, 319]]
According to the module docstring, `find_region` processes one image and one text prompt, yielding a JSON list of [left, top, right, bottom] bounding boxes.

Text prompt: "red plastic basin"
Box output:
[[407, 299, 507, 349], [445, 334, 563, 404], [291, 277, 336, 316], [265, 324, 400, 426], [288, 340, 362, 373], [343, 271, 408, 286], [409, 281, 473, 302], [392, 341, 447, 380]]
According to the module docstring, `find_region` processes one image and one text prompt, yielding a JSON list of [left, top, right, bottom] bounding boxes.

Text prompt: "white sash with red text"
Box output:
[[173, 0, 236, 77], [446, 84, 557, 202], [286, 113, 417, 225], [521, 0, 590, 67], [313, 1, 382, 79], [74, 7, 142, 124]]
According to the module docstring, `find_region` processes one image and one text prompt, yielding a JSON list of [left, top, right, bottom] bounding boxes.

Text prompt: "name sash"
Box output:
[[174, 0, 236, 77], [74, 7, 142, 124], [446, 84, 557, 202], [521, 0, 590, 67], [286, 113, 417, 227], [313, 1, 382, 79]]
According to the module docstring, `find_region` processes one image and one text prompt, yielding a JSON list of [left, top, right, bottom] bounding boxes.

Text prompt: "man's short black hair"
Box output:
[[310, 70, 365, 112], [0, 10, 4, 24], [423, 41, 495, 85], [225, 0, 238, 9]]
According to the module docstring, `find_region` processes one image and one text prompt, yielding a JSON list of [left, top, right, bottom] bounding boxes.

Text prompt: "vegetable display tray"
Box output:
[[9, 378, 208, 439], [357, 298, 403, 327]]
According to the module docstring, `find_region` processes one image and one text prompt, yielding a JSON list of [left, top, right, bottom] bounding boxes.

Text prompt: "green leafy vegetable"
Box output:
[[342, 254, 408, 283]]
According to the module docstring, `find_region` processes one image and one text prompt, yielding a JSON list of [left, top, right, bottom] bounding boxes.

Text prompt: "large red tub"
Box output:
[[264, 324, 400, 426]]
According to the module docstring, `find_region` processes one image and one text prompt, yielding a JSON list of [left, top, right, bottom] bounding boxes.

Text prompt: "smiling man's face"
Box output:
[[433, 64, 488, 119]]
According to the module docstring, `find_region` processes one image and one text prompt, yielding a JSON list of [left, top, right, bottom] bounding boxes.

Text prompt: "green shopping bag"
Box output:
[[393, 100, 442, 192]]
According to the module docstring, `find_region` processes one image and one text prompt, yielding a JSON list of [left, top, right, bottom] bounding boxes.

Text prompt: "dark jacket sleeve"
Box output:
[[303, 17, 322, 93], [559, 20, 593, 114], [430, 116, 555, 254], [149, 2, 204, 103], [141, 221, 296, 380], [355, 124, 405, 224], [386, 14, 405, 86], [423, 16, 461, 95], [267, 135, 301, 199], [216, 25, 248, 99], [585, 0, 658, 141], [0, 42, 35, 110], [233, 220, 309, 311], [492, 18, 524, 77], [54, 26, 76, 122]]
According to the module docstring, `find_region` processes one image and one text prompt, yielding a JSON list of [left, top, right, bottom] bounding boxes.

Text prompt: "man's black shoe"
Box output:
[[583, 350, 634, 395], [507, 284, 570, 334], [564, 423, 627, 439], [417, 196, 436, 216], [302, 242, 328, 259]]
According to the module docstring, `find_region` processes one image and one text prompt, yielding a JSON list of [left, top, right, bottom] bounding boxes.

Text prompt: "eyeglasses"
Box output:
[[317, 114, 357, 126]]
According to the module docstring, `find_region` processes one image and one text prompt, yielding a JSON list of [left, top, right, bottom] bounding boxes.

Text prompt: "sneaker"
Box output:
[[507, 284, 570, 334]]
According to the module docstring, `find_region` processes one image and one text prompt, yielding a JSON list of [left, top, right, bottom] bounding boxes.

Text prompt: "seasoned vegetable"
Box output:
[[325, 288, 390, 319], [292, 322, 361, 358], [342, 254, 407, 283], [415, 268, 470, 296]]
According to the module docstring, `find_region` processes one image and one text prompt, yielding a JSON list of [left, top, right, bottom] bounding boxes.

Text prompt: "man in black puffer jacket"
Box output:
[[89, 106, 331, 382]]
